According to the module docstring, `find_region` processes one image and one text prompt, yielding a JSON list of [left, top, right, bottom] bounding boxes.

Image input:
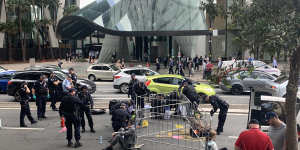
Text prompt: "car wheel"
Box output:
[[231, 85, 243, 95], [14, 90, 21, 102], [120, 83, 129, 94], [88, 75, 96, 81]]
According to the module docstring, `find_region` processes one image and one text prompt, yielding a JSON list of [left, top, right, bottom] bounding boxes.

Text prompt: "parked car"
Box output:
[[221, 60, 281, 76], [0, 71, 15, 93], [113, 67, 159, 93], [7, 70, 96, 101], [87, 64, 119, 81], [24, 65, 68, 74], [146, 74, 216, 96], [220, 70, 278, 95]]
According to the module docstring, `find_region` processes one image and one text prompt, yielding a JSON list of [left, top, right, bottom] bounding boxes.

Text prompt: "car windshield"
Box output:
[[110, 65, 119, 71], [274, 76, 288, 84], [54, 71, 67, 80]]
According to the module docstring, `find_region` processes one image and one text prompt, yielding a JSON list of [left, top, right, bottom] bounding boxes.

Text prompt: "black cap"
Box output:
[[81, 85, 88, 90], [265, 112, 278, 121], [69, 88, 77, 93], [69, 68, 74, 71], [249, 119, 260, 125]]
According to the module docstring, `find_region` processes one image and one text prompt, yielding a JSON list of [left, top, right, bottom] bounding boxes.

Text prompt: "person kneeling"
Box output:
[[103, 121, 135, 150]]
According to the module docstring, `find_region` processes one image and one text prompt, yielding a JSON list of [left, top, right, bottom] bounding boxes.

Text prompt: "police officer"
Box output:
[[111, 103, 130, 132], [32, 75, 49, 120], [180, 80, 200, 105], [133, 81, 150, 109], [48, 72, 60, 111], [204, 95, 229, 135], [169, 58, 174, 74], [78, 86, 95, 133], [128, 73, 139, 103], [69, 68, 77, 85], [19, 82, 37, 127], [59, 88, 87, 148]]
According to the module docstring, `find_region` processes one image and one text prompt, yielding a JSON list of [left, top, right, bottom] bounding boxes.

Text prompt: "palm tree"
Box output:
[[0, 22, 18, 62]]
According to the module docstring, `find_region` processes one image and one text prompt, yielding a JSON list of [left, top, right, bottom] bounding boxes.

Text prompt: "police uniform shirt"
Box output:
[[33, 80, 48, 96], [19, 87, 30, 105], [70, 73, 77, 84], [78, 92, 94, 107], [60, 95, 85, 116], [209, 96, 229, 113], [134, 82, 149, 96], [48, 76, 59, 88], [182, 85, 199, 103]]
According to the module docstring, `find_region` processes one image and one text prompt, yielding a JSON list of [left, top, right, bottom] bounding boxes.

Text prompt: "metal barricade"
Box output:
[[134, 92, 210, 150]]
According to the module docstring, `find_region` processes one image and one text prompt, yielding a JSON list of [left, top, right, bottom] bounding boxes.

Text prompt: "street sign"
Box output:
[[213, 30, 218, 36]]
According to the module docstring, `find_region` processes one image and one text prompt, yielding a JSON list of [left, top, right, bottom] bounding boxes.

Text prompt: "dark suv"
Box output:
[[7, 70, 96, 101]]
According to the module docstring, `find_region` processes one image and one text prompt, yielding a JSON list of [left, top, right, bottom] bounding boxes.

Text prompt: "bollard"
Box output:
[[0, 118, 2, 129], [98, 136, 102, 144]]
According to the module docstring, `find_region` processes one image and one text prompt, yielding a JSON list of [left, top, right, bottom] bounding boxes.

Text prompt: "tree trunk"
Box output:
[[37, 32, 42, 60], [286, 47, 300, 150], [18, 12, 26, 62]]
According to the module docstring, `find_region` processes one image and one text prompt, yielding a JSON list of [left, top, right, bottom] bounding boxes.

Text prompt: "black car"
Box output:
[[7, 70, 96, 101]]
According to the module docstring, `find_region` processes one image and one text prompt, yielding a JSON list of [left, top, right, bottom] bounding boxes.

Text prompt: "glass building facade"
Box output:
[[57, 0, 209, 62]]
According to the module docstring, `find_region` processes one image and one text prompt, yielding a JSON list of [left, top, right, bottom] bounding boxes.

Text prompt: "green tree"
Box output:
[[229, 0, 300, 149]]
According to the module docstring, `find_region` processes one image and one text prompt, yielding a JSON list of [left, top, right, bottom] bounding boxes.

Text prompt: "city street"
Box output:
[[0, 79, 250, 150]]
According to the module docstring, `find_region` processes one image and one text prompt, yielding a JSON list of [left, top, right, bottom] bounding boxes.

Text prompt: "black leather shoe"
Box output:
[[20, 124, 28, 127], [90, 129, 96, 133], [217, 131, 221, 135], [42, 116, 47, 119], [31, 120, 37, 124], [74, 141, 82, 148], [81, 128, 85, 133], [67, 141, 73, 147]]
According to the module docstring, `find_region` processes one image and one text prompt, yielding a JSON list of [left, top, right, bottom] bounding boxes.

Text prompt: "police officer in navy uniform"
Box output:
[[180, 80, 201, 106], [111, 103, 130, 132], [69, 68, 77, 85], [59, 88, 87, 148], [48, 72, 60, 111], [133, 81, 150, 109], [78, 86, 95, 133], [19, 82, 37, 127], [204, 95, 229, 135], [128, 73, 139, 103], [32, 75, 49, 120]]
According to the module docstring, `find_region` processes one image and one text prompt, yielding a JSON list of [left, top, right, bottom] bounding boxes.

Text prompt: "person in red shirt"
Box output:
[[235, 119, 274, 150], [206, 61, 214, 79]]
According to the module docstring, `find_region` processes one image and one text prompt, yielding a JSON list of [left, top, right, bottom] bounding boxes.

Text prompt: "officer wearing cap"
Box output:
[[78, 85, 95, 133], [204, 95, 229, 135], [69, 68, 77, 85], [48, 72, 60, 111], [179, 80, 201, 105], [59, 88, 88, 148], [32, 74, 49, 120], [111, 103, 130, 132], [19, 82, 37, 127], [128, 73, 139, 102]]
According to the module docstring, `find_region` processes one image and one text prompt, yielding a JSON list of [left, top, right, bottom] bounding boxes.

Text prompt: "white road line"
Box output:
[[93, 98, 130, 100], [0, 127, 45, 130], [228, 136, 238, 139], [92, 94, 126, 97]]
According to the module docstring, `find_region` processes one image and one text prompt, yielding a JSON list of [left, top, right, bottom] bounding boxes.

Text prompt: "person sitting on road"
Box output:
[[235, 119, 274, 150], [103, 121, 136, 150], [111, 103, 130, 132]]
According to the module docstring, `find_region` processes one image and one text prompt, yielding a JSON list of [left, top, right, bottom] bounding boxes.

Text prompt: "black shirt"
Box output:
[[70, 73, 77, 84], [19, 87, 30, 105], [78, 92, 94, 107], [182, 85, 200, 104], [59, 95, 87, 117], [133, 82, 150, 96], [128, 78, 139, 96], [209, 95, 229, 113], [33, 80, 48, 96], [48, 76, 59, 89]]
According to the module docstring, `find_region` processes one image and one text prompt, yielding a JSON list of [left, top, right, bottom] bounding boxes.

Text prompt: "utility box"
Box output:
[[29, 58, 36, 67]]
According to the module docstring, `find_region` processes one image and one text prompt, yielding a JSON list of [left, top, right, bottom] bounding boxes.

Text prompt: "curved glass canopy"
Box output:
[[57, 0, 208, 39]]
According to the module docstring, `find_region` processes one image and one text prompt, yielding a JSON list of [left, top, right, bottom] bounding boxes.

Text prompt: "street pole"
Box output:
[[209, 19, 212, 61], [225, 0, 228, 60]]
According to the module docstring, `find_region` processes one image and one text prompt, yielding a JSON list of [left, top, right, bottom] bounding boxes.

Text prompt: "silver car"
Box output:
[[87, 64, 119, 81], [255, 76, 300, 97], [220, 70, 278, 95]]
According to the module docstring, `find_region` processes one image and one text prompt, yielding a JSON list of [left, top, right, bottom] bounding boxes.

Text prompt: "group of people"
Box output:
[[19, 68, 95, 148], [235, 112, 286, 150], [115, 58, 126, 70]]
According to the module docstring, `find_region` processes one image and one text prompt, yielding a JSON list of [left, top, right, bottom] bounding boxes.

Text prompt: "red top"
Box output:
[[206, 63, 214, 71], [235, 128, 274, 150]]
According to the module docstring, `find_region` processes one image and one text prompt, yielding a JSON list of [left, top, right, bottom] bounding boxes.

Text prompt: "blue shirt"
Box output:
[[62, 79, 72, 92]]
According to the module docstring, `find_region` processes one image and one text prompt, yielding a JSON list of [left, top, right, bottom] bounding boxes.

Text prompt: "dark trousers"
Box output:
[[136, 96, 145, 109], [110, 134, 133, 149], [49, 88, 58, 109], [217, 108, 228, 132], [80, 108, 94, 129], [36, 96, 47, 118], [65, 116, 81, 141], [169, 67, 174, 74], [20, 104, 35, 125]]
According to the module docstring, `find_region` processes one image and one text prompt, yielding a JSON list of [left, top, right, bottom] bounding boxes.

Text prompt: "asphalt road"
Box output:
[[0, 80, 252, 150]]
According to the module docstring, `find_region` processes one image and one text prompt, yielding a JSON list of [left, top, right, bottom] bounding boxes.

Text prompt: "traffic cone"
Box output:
[[61, 117, 65, 128]]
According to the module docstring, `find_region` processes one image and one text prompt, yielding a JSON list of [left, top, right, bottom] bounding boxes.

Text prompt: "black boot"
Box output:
[[67, 141, 73, 147], [74, 141, 82, 148], [81, 128, 85, 133], [20, 124, 28, 127], [90, 128, 96, 133], [31, 120, 37, 124]]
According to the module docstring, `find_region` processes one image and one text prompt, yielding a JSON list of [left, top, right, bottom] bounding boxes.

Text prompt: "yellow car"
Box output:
[[145, 74, 216, 96]]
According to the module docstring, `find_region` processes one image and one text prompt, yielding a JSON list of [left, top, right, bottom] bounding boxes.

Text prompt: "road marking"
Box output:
[[228, 136, 238, 139], [92, 94, 126, 97], [93, 97, 130, 100], [0, 127, 45, 131]]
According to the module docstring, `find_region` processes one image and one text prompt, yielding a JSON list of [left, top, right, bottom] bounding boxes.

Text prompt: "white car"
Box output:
[[87, 64, 119, 81], [113, 67, 159, 93], [222, 60, 281, 76]]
